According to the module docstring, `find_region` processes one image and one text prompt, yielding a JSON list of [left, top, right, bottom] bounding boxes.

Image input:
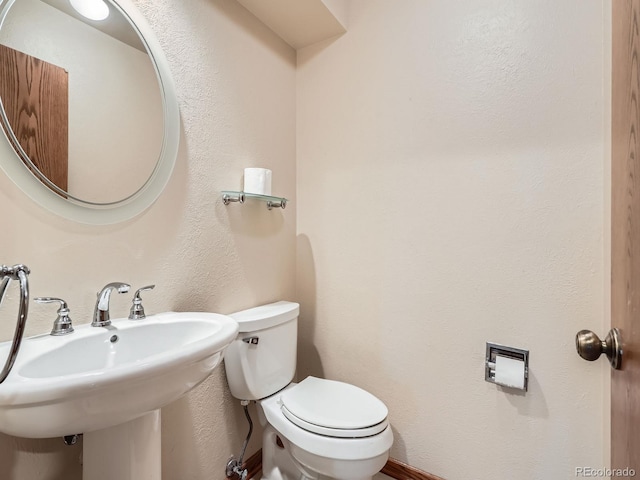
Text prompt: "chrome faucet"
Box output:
[[92, 282, 130, 327]]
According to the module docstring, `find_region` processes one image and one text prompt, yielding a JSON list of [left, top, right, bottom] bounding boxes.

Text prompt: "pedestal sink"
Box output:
[[0, 311, 239, 479]]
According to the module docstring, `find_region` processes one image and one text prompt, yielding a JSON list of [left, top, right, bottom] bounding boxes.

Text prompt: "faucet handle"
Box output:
[[35, 297, 74, 336], [129, 285, 155, 320]]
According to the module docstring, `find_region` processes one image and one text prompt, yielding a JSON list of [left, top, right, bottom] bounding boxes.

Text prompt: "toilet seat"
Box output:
[[260, 382, 394, 463], [280, 376, 388, 438]]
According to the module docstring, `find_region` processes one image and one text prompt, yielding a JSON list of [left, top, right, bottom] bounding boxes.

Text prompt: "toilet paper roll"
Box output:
[[494, 355, 525, 390], [244, 168, 272, 196]]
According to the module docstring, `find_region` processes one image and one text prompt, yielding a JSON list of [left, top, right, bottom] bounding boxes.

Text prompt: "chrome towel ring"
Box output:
[[0, 264, 29, 384]]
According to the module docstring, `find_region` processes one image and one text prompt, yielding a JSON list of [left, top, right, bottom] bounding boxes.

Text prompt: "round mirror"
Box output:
[[0, 0, 179, 224]]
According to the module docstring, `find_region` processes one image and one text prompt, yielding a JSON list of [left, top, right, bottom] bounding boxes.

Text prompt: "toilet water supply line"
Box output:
[[0, 264, 30, 384], [226, 400, 254, 480]]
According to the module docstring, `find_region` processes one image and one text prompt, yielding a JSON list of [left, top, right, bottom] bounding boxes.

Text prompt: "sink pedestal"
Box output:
[[84, 410, 161, 480]]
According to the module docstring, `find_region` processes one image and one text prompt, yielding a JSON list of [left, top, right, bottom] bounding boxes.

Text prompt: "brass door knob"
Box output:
[[575, 328, 622, 370]]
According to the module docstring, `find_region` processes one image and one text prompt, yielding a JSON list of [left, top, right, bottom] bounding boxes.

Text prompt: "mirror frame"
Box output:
[[0, 0, 180, 225]]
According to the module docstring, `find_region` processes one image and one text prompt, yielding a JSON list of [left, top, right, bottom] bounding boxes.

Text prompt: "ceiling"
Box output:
[[40, 0, 146, 52]]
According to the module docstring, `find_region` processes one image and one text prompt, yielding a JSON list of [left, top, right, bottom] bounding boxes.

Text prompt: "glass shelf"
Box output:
[[222, 191, 287, 210]]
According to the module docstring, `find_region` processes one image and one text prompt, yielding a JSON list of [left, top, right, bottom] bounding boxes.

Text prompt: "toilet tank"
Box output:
[[224, 301, 299, 400]]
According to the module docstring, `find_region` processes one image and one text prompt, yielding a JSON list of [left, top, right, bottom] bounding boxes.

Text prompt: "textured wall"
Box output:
[[0, 0, 295, 478], [296, 1, 609, 478]]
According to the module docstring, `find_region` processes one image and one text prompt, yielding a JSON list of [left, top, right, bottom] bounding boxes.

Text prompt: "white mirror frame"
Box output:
[[0, 0, 180, 225]]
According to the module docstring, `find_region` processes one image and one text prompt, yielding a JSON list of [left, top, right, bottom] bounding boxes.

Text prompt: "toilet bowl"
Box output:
[[224, 301, 393, 480], [260, 380, 393, 480]]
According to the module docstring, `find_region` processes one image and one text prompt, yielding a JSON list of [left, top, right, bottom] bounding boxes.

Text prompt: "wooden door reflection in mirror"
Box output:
[[0, 44, 68, 194]]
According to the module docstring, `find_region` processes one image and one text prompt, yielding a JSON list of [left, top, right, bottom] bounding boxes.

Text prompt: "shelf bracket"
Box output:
[[222, 192, 245, 205], [266, 199, 286, 210]]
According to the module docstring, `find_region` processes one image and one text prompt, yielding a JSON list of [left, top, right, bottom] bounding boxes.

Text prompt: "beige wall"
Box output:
[[296, 1, 609, 479], [0, 0, 295, 478]]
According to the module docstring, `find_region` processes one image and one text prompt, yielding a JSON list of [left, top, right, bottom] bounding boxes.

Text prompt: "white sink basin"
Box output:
[[0, 311, 239, 438]]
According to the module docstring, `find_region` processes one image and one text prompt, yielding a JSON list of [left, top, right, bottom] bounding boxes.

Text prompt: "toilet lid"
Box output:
[[280, 377, 388, 438]]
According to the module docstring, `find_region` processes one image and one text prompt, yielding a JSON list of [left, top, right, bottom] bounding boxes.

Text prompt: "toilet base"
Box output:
[[261, 424, 306, 480], [260, 424, 378, 480], [290, 439, 385, 480]]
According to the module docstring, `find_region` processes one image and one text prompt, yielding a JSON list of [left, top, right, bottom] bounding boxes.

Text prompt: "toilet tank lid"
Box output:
[[229, 301, 299, 332]]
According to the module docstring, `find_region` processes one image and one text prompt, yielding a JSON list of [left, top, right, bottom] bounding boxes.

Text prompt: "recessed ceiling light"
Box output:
[[69, 0, 110, 21]]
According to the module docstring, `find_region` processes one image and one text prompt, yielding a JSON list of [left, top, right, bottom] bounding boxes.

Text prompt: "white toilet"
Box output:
[[224, 301, 393, 480]]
